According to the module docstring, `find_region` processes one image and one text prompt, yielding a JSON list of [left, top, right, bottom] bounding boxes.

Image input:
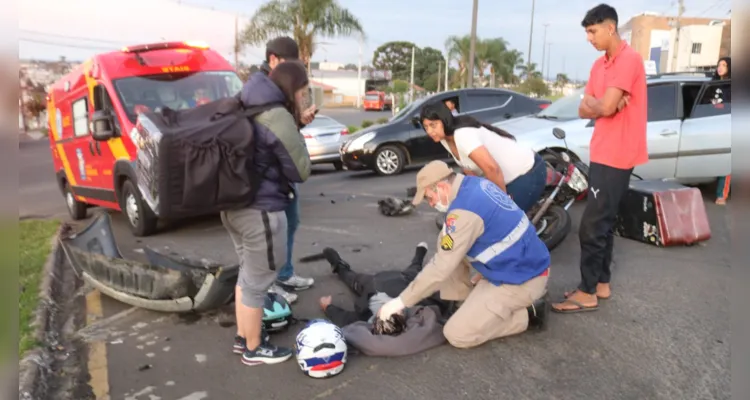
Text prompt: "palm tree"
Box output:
[[517, 62, 542, 80], [555, 73, 570, 94], [240, 0, 365, 73], [475, 38, 508, 87], [445, 35, 472, 88]]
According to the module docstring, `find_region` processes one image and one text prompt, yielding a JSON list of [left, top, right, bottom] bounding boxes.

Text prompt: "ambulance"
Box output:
[[46, 41, 243, 236]]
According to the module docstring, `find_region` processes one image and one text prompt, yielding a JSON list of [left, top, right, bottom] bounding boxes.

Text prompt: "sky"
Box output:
[[17, 0, 731, 81]]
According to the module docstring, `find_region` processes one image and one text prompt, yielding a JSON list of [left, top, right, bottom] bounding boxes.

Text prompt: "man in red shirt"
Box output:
[[552, 3, 647, 313]]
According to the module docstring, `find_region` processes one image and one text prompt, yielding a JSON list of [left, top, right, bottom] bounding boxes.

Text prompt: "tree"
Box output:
[[517, 62, 542, 80], [372, 41, 416, 81], [414, 47, 444, 91], [240, 0, 365, 73], [517, 77, 550, 97], [555, 73, 570, 94], [445, 35, 472, 88]]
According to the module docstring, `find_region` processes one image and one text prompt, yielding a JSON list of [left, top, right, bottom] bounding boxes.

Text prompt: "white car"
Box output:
[[494, 75, 731, 184]]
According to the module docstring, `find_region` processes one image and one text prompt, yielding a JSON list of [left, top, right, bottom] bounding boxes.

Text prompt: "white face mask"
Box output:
[[432, 187, 450, 212]]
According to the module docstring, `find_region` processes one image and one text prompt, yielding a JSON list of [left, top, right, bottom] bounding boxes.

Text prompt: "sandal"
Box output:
[[551, 298, 599, 314], [564, 290, 610, 300]]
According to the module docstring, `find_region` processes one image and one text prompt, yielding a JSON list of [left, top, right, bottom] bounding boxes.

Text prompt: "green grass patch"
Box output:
[[18, 219, 60, 357]]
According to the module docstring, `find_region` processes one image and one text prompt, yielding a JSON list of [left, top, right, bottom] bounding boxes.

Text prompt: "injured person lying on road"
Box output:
[[318, 244, 452, 356]]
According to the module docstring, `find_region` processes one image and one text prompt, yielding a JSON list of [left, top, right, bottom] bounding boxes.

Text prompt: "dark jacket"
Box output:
[[325, 270, 448, 327], [239, 72, 311, 212]]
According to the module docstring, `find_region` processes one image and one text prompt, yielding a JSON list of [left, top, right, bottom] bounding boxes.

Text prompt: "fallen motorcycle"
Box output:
[[433, 127, 589, 251]]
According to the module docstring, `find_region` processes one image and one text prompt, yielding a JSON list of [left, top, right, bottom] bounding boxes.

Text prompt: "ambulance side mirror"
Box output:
[[92, 110, 115, 141]]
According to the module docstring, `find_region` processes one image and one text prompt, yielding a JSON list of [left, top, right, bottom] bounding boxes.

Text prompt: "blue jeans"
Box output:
[[277, 188, 300, 282], [506, 153, 547, 212]]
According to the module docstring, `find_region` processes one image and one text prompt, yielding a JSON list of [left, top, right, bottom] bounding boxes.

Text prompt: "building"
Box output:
[[309, 69, 392, 106], [619, 12, 730, 73]]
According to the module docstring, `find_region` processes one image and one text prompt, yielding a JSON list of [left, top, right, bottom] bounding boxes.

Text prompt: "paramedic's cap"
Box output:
[[266, 37, 300, 60], [412, 160, 453, 205]]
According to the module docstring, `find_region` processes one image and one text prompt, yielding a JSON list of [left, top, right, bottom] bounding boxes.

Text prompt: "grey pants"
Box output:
[[221, 208, 288, 308]]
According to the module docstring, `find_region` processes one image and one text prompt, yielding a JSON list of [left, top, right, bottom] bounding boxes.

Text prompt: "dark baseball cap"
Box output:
[[266, 36, 300, 60]]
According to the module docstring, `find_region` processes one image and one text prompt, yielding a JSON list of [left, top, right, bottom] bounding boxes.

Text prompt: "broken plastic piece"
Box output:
[[59, 213, 238, 313]]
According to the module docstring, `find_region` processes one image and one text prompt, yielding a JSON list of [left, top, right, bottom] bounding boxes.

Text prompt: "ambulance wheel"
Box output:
[[120, 179, 158, 237], [63, 183, 87, 220]]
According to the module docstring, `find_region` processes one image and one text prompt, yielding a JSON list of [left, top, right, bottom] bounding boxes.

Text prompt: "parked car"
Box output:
[[340, 88, 551, 175], [500, 75, 731, 184], [301, 114, 350, 170]]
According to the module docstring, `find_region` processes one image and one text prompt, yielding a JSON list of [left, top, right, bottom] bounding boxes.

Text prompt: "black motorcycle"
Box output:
[[434, 127, 589, 251]]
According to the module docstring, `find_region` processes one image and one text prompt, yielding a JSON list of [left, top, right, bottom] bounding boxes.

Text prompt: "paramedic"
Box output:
[[223, 60, 311, 365], [378, 161, 550, 349], [259, 36, 317, 300], [552, 4, 647, 314]]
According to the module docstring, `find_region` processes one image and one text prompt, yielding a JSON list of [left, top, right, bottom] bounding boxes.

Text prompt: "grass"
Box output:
[[18, 219, 60, 357]]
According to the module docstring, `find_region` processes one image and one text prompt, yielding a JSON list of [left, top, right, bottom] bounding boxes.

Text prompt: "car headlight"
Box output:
[[345, 132, 376, 152]]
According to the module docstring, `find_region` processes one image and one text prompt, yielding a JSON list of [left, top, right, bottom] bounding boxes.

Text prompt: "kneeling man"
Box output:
[[378, 161, 550, 348]]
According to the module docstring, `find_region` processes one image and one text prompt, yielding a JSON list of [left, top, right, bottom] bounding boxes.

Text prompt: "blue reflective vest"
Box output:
[[448, 176, 550, 286]]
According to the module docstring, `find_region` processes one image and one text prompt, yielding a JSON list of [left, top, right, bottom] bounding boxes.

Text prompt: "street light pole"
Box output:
[[467, 0, 479, 88], [526, 0, 536, 81], [409, 46, 416, 101], [444, 56, 449, 90], [357, 35, 363, 109], [541, 23, 549, 80], [546, 43, 552, 81]]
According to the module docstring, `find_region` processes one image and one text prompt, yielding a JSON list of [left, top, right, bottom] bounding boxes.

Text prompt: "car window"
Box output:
[[464, 93, 510, 111], [72, 97, 89, 137], [647, 83, 678, 122], [691, 80, 731, 119], [537, 88, 584, 120]]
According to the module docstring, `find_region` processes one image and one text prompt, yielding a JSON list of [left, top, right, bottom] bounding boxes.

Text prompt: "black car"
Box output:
[[340, 88, 550, 175]]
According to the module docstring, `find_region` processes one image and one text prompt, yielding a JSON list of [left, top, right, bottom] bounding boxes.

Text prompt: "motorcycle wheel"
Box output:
[[535, 204, 572, 251]]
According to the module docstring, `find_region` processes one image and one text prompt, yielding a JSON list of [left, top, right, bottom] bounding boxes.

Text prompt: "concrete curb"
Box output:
[[18, 226, 65, 400]]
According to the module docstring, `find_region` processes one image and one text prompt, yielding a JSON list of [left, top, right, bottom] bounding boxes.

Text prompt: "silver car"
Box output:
[[301, 114, 349, 171], [494, 75, 731, 184]]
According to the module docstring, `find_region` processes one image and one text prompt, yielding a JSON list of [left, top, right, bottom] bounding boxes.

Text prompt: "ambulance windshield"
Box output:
[[114, 71, 243, 123]]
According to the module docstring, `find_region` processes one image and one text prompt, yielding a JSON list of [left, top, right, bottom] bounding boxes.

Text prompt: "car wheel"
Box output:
[[333, 161, 344, 171], [120, 179, 158, 237], [63, 183, 87, 220], [374, 145, 405, 176]]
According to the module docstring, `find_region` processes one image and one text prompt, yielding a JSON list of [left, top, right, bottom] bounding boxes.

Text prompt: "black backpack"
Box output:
[[134, 97, 282, 220]]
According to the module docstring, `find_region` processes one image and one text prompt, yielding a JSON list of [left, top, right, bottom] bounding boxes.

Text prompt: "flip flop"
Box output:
[[551, 298, 599, 314], [564, 289, 611, 301]]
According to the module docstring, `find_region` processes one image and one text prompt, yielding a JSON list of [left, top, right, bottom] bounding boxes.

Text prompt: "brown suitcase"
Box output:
[[614, 180, 711, 246]]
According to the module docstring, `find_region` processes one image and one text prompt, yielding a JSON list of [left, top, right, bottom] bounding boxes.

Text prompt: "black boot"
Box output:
[[411, 242, 428, 266], [323, 247, 350, 274], [527, 296, 549, 331]]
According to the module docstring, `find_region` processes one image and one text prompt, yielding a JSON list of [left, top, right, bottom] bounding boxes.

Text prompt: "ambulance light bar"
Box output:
[[121, 41, 210, 53]]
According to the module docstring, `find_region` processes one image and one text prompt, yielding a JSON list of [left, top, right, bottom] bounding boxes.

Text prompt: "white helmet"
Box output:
[[294, 319, 348, 378]]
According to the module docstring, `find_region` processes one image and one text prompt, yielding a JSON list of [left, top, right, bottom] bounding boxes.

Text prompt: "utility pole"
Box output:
[[409, 46, 415, 102], [444, 56, 449, 91], [526, 0, 536, 81], [546, 43, 552, 81], [437, 62, 442, 92], [467, 0, 479, 88], [671, 0, 685, 73], [357, 35, 363, 109], [541, 23, 549, 80], [234, 14, 239, 68]]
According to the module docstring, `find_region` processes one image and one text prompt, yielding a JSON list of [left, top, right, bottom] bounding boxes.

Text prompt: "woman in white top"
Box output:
[[419, 101, 547, 212]]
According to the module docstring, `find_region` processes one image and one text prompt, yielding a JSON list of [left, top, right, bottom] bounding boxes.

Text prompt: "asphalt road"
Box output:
[[20, 137, 730, 400], [318, 107, 393, 128]]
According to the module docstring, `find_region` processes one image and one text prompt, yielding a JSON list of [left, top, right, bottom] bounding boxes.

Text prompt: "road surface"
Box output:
[[20, 137, 730, 400]]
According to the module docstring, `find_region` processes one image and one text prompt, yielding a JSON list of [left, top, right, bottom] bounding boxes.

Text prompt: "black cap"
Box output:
[[265, 36, 300, 61]]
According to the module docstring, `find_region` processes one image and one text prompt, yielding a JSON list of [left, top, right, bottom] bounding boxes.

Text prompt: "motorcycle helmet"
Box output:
[[295, 319, 348, 378], [262, 292, 292, 332]]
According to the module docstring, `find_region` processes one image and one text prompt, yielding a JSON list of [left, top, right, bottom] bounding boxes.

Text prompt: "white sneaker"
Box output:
[[268, 284, 298, 304], [276, 274, 314, 291]]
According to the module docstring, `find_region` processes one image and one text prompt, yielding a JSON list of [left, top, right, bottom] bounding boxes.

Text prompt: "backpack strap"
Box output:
[[242, 103, 285, 119]]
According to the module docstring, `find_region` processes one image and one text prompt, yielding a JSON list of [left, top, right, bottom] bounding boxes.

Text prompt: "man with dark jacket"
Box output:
[[256, 36, 317, 302], [319, 243, 451, 327]]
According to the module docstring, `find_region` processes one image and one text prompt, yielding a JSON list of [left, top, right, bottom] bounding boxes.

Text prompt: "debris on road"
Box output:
[[378, 197, 414, 216], [137, 364, 152, 371]]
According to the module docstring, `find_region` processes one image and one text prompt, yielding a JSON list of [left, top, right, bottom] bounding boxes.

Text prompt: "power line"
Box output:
[[19, 38, 119, 51], [698, 0, 729, 17], [20, 30, 127, 45]]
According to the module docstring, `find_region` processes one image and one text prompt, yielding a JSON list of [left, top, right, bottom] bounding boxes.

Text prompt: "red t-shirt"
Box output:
[[585, 41, 648, 170]]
